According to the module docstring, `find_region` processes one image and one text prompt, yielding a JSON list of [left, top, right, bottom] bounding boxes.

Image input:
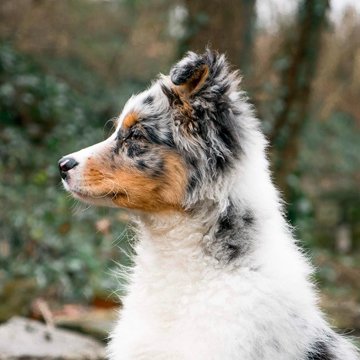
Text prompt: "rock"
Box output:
[[0, 316, 106, 360]]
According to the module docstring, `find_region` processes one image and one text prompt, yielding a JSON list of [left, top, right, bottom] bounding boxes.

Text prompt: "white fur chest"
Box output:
[[107, 219, 322, 360]]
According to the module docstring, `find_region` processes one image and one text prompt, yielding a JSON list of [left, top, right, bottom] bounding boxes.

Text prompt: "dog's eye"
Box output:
[[115, 129, 147, 151], [131, 133, 146, 141], [128, 128, 147, 142]]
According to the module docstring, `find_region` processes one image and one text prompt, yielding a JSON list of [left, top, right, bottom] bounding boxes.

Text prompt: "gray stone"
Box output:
[[0, 316, 106, 360]]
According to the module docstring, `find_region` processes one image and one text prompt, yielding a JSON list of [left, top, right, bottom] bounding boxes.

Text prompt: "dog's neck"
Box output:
[[137, 210, 211, 246], [134, 182, 284, 270], [131, 129, 287, 268]]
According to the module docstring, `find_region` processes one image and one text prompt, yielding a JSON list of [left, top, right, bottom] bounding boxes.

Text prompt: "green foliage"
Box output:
[[0, 43, 131, 312], [298, 112, 360, 249]]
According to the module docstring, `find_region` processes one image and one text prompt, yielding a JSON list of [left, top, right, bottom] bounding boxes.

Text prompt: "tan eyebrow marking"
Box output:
[[122, 112, 139, 129]]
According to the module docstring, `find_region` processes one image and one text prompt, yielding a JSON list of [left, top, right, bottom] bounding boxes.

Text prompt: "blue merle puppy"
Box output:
[[59, 50, 360, 360]]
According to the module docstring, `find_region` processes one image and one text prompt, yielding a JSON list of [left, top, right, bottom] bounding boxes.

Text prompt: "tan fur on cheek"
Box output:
[[112, 152, 187, 212], [80, 152, 187, 212]]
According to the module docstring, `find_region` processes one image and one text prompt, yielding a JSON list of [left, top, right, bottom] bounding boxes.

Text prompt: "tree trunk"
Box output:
[[270, 0, 330, 197], [179, 0, 256, 71]]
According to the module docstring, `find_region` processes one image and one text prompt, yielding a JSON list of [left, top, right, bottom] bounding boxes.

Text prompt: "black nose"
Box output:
[[58, 157, 79, 179]]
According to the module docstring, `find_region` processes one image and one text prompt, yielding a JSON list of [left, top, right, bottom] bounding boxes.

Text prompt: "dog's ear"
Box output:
[[170, 52, 209, 96]]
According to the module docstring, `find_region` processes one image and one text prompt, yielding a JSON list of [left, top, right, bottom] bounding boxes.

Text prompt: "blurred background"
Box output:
[[0, 0, 359, 348]]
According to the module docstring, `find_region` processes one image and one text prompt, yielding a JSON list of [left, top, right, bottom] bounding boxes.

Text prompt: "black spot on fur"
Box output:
[[142, 124, 170, 147], [214, 106, 242, 157], [243, 211, 254, 225], [306, 339, 334, 360], [161, 132, 175, 148], [187, 175, 198, 193], [193, 105, 205, 118], [129, 127, 145, 141], [135, 157, 165, 178], [143, 119, 174, 147], [115, 128, 125, 142], [136, 159, 148, 170], [143, 95, 154, 105], [185, 160, 201, 195], [186, 155, 198, 169], [217, 206, 235, 233], [160, 84, 180, 107], [206, 107, 242, 172], [151, 167, 165, 178], [127, 143, 149, 158], [226, 243, 241, 262], [207, 201, 255, 263]]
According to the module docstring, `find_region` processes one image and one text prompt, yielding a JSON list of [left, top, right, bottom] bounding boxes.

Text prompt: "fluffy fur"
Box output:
[[59, 50, 359, 360]]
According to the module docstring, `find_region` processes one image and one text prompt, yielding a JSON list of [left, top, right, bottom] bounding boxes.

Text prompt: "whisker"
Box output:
[[103, 117, 118, 139]]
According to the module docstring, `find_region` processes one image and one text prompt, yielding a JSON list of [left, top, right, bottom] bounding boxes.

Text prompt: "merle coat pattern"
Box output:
[[59, 50, 359, 360]]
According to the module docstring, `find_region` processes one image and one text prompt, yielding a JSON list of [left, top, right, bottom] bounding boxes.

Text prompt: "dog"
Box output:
[[59, 50, 359, 359]]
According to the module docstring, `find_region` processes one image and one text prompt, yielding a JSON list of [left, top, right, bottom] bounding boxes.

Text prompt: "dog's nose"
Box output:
[[58, 157, 79, 179]]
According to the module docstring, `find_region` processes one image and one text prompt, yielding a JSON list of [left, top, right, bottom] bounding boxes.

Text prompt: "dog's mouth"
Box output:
[[71, 189, 92, 200], [68, 186, 127, 207]]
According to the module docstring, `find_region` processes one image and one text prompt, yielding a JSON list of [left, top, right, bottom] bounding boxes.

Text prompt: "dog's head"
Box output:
[[59, 50, 244, 212]]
